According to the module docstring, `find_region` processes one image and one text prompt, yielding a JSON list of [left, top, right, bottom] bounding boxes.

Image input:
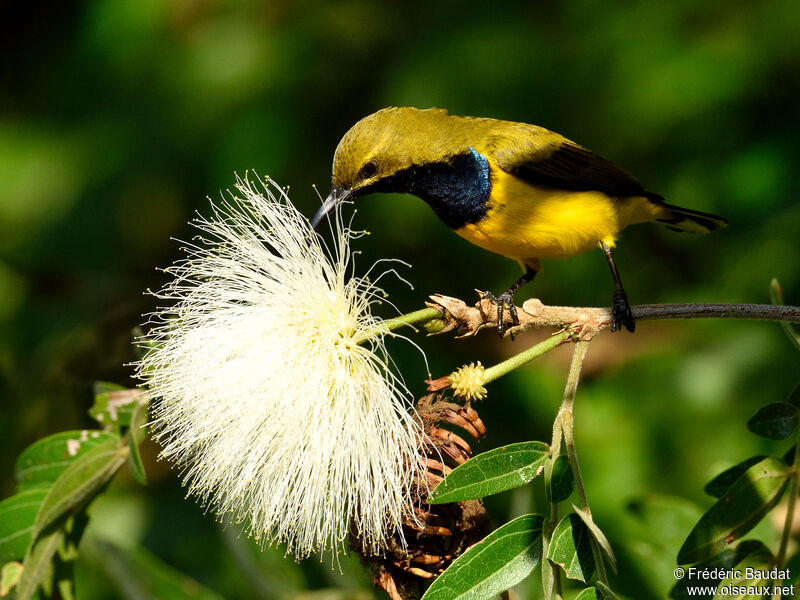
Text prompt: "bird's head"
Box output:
[[311, 106, 459, 229]]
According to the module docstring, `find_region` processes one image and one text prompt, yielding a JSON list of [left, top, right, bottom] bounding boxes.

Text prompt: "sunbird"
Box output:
[[311, 107, 727, 334]]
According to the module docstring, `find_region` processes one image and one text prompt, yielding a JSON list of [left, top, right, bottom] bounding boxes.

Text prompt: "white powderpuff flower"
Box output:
[[135, 175, 428, 559]]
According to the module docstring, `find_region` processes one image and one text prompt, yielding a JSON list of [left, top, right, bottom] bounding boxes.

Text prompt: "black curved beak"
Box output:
[[310, 185, 353, 230]]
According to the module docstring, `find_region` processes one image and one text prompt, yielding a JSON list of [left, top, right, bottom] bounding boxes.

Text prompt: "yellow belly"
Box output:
[[456, 165, 663, 263]]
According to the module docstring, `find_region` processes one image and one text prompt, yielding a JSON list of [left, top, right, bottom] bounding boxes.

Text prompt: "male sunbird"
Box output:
[[311, 107, 727, 334]]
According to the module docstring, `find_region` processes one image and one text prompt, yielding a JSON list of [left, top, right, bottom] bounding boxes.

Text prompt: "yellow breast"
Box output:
[[455, 163, 660, 263]]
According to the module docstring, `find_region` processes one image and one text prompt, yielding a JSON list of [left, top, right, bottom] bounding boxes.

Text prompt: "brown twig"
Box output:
[[427, 294, 800, 339]]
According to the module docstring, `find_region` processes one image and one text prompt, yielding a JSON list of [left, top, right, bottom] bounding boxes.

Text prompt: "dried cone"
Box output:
[[355, 394, 490, 600]]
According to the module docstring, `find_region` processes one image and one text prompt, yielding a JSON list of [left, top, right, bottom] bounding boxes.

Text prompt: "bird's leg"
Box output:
[[482, 267, 537, 337], [599, 242, 635, 333]]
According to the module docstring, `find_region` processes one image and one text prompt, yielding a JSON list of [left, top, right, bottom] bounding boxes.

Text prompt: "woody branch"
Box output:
[[422, 293, 800, 340]]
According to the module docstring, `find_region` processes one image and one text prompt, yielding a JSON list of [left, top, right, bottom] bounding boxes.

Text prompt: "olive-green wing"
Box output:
[[489, 128, 660, 200]]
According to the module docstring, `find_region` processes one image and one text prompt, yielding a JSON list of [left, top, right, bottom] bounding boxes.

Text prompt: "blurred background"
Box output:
[[1, 0, 799, 597]]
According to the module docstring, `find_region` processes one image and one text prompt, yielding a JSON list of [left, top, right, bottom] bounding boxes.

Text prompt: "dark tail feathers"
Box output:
[[656, 203, 728, 234]]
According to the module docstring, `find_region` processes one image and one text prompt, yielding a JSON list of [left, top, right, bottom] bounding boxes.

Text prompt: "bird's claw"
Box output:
[[481, 291, 519, 337], [611, 289, 635, 333]]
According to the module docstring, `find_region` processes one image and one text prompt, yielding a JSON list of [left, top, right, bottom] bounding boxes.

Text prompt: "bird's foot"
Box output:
[[611, 289, 635, 333], [481, 290, 519, 338]]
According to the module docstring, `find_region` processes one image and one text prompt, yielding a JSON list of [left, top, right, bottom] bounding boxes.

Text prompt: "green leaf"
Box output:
[[421, 513, 545, 600], [1, 561, 23, 596], [15, 430, 120, 492], [784, 551, 800, 587], [575, 588, 601, 600], [546, 513, 594, 583], [549, 455, 574, 504], [677, 457, 790, 564], [714, 541, 774, 599], [623, 495, 703, 598], [89, 382, 140, 430], [16, 520, 65, 600], [770, 278, 800, 352], [782, 444, 796, 465], [595, 581, 622, 599], [428, 442, 549, 504], [54, 558, 76, 600], [573, 505, 617, 574], [0, 489, 48, 563], [746, 402, 799, 440], [92, 538, 225, 600], [541, 548, 556, 599], [670, 540, 767, 599], [787, 382, 800, 408], [127, 401, 148, 486], [220, 528, 306, 597], [62, 511, 90, 562], [33, 440, 127, 540], [704, 456, 768, 499], [126, 442, 146, 486]]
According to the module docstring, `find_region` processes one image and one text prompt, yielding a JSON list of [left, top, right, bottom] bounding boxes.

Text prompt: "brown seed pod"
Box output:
[[354, 393, 490, 600]]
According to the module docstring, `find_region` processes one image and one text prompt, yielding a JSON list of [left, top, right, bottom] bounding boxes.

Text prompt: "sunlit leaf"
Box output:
[[0, 489, 48, 563], [16, 520, 65, 600], [15, 430, 119, 492], [546, 513, 594, 583], [575, 588, 601, 600], [677, 457, 789, 564], [33, 441, 126, 539], [704, 456, 767, 499], [541, 548, 556, 600], [746, 402, 798, 440], [421, 514, 545, 600], [127, 401, 148, 485], [428, 442, 549, 504], [89, 382, 140, 431], [0, 561, 23, 596]]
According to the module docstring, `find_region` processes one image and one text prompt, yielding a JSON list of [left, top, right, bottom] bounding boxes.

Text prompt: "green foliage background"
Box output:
[[1, 0, 799, 597]]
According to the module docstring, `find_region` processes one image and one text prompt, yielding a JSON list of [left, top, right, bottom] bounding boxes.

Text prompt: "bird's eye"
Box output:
[[359, 161, 378, 179]]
